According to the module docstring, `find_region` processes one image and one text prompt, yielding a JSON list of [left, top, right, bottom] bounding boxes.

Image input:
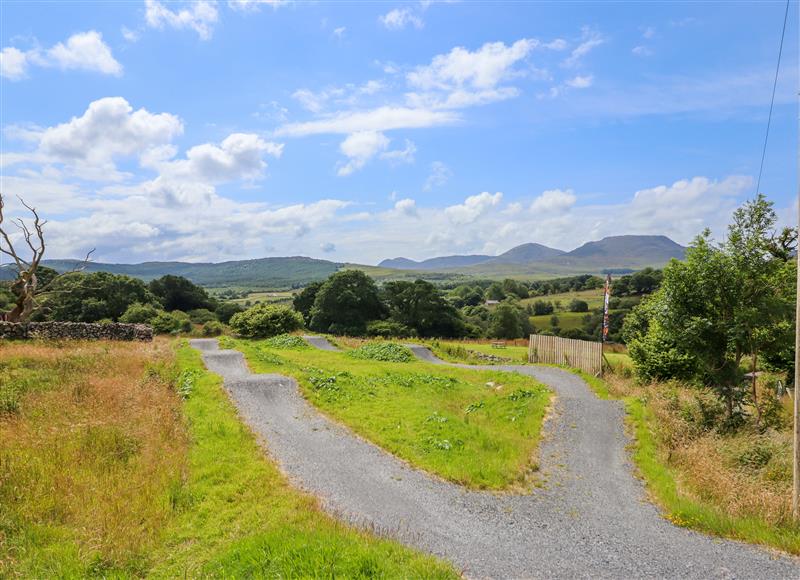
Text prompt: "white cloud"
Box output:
[[46, 31, 122, 75], [320, 242, 336, 253], [394, 198, 418, 217], [565, 75, 593, 88], [24, 97, 183, 178], [530, 188, 576, 213], [423, 161, 452, 190], [229, 0, 290, 10], [0, 47, 28, 80], [333, 26, 346, 39], [337, 131, 390, 176], [1, 31, 122, 80], [444, 191, 502, 224], [145, 0, 219, 40], [380, 139, 416, 164], [641, 26, 656, 39], [121, 26, 141, 42], [380, 8, 424, 30], [562, 27, 605, 68], [276, 106, 458, 136], [632, 45, 653, 57]]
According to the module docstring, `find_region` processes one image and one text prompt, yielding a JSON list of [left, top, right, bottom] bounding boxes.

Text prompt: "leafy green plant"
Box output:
[[347, 342, 414, 363], [263, 334, 309, 349], [229, 304, 304, 338]]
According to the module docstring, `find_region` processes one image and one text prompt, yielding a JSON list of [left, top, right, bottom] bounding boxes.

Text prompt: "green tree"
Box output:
[[382, 280, 465, 338], [292, 281, 323, 325], [120, 302, 161, 324], [149, 275, 215, 312], [309, 270, 385, 335], [567, 299, 589, 312], [229, 304, 304, 338], [46, 272, 158, 322], [216, 302, 244, 324], [485, 282, 506, 301], [623, 195, 795, 422], [488, 302, 531, 339]]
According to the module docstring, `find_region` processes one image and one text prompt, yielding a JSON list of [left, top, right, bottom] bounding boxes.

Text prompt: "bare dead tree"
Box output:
[[0, 192, 93, 322]]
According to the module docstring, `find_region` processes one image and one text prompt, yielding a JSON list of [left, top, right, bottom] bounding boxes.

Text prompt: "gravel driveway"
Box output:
[[191, 338, 800, 579]]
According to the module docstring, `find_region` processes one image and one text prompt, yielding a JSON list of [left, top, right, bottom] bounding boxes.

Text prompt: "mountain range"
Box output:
[[378, 235, 685, 272], [0, 235, 686, 290]]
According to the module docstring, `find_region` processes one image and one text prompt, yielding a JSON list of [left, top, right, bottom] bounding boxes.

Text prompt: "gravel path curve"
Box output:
[[191, 338, 800, 579]]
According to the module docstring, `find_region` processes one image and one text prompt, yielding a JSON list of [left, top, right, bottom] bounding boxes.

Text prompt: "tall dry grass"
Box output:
[[603, 372, 794, 529], [0, 338, 188, 575]]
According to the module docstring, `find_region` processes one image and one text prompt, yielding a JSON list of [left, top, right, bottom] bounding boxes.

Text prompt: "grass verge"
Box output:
[[581, 369, 800, 555], [150, 341, 458, 577], [223, 337, 551, 490]]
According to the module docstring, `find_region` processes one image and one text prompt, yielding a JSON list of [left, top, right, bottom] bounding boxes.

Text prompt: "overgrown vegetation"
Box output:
[[347, 341, 414, 362], [225, 337, 551, 489], [0, 339, 457, 577]]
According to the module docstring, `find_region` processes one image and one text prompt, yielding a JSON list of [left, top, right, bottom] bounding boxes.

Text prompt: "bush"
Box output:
[[152, 310, 192, 334], [263, 334, 308, 349], [229, 304, 304, 338], [347, 342, 414, 362], [216, 302, 244, 324], [366, 320, 414, 338], [201, 320, 225, 336], [188, 308, 217, 324], [567, 299, 589, 313], [120, 302, 160, 324]]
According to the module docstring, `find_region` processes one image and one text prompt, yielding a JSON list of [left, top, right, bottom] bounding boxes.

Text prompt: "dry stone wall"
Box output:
[[0, 321, 153, 342]]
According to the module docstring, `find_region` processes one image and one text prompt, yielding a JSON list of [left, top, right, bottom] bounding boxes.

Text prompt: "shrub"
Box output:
[[263, 334, 308, 349], [152, 310, 192, 334], [366, 320, 414, 338], [347, 342, 414, 363], [202, 320, 225, 337], [216, 302, 245, 324], [120, 302, 160, 324], [188, 308, 217, 324], [567, 299, 589, 313], [229, 304, 304, 338]]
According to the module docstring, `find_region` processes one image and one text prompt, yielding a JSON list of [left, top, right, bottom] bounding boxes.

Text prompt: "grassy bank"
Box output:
[[586, 370, 800, 555], [0, 339, 457, 577], [224, 337, 551, 490]]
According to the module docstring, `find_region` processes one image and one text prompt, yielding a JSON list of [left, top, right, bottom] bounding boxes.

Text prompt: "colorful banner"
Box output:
[[602, 274, 611, 342]]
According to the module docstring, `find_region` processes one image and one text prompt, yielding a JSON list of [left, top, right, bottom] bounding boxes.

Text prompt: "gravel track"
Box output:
[[191, 337, 800, 579]]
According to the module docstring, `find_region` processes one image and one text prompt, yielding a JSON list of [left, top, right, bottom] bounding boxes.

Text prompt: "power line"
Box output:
[[755, 0, 790, 197]]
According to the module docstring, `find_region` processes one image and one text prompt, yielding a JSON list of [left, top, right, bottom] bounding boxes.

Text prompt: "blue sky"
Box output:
[[1, 0, 797, 264]]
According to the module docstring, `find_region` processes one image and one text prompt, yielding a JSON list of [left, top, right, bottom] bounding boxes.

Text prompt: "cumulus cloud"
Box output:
[[380, 139, 416, 164], [380, 8, 424, 30], [565, 75, 593, 88], [530, 189, 576, 213], [145, 0, 219, 40], [337, 131, 390, 176], [229, 0, 290, 11], [22, 97, 184, 178], [444, 191, 503, 224], [1, 31, 122, 80], [394, 198, 418, 216]]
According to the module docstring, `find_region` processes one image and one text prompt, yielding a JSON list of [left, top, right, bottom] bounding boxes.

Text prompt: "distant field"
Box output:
[[521, 288, 605, 310], [230, 290, 295, 306], [529, 311, 587, 331]]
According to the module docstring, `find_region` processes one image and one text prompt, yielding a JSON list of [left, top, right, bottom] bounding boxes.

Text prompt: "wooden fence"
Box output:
[[528, 334, 603, 376]]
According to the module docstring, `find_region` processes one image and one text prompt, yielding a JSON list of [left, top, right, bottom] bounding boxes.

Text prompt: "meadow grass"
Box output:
[[431, 341, 530, 364], [529, 310, 587, 331], [520, 287, 605, 310], [151, 342, 457, 578], [224, 337, 552, 490], [0, 339, 188, 577], [579, 370, 800, 555]]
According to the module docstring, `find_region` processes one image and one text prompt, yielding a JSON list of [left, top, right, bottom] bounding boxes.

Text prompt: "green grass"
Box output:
[[521, 288, 605, 310], [428, 341, 529, 365], [151, 342, 457, 577], [529, 311, 588, 332], [224, 337, 552, 490], [580, 371, 800, 555]]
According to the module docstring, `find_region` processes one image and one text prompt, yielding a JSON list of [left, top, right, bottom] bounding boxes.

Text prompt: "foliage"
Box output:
[[366, 320, 414, 338], [229, 304, 304, 338], [347, 342, 414, 362], [488, 302, 531, 339], [215, 301, 244, 324], [120, 302, 161, 324], [201, 320, 225, 337], [46, 272, 159, 322], [309, 270, 386, 335], [624, 195, 796, 420], [382, 279, 465, 338], [531, 300, 554, 315], [613, 267, 663, 296], [188, 308, 217, 324], [292, 281, 323, 325], [263, 333, 309, 349], [485, 282, 506, 301], [149, 275, 216, 312], [567, 299, 589, 312], [152, 310, 192, 334]]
